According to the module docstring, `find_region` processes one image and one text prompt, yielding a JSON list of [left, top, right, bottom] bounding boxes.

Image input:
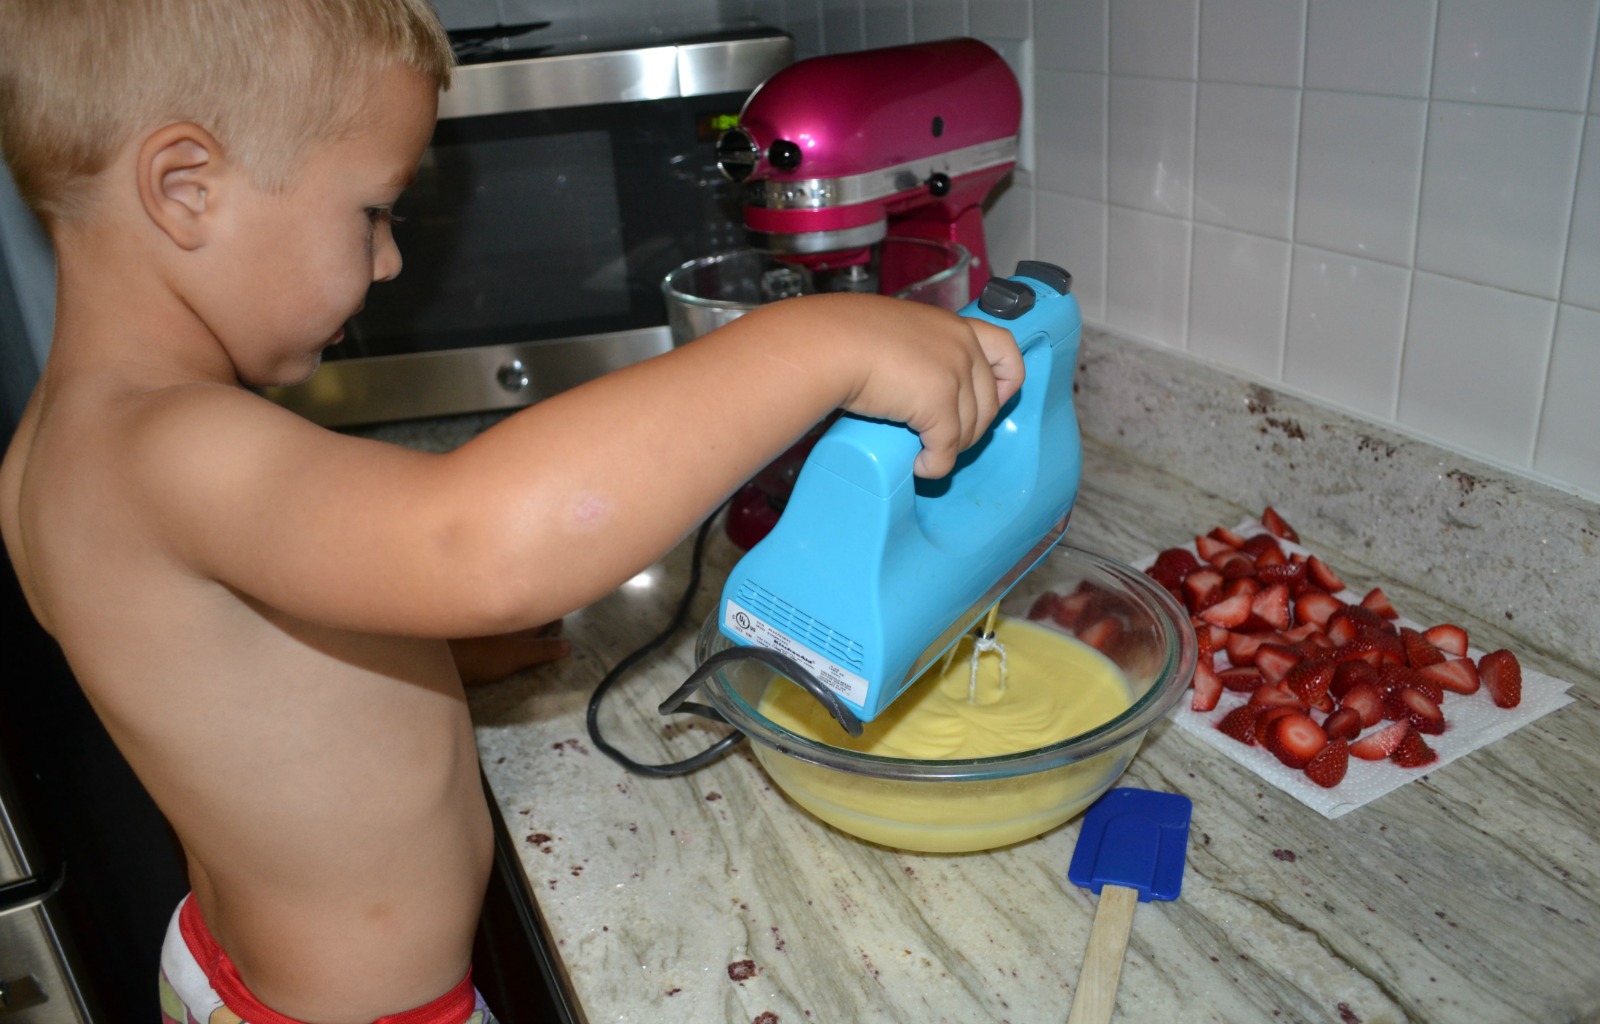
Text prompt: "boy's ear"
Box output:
[[136, 123, 224, 251]]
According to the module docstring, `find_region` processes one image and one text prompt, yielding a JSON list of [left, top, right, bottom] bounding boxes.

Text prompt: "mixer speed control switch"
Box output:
[[977, 278, 1036, 320]]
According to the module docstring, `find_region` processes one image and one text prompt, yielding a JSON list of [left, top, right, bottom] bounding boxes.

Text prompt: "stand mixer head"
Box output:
[[714, 37, 1022, 299]]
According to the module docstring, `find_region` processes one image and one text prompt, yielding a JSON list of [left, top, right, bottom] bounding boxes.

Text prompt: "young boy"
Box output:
[[0, 2, 1022, 1021]]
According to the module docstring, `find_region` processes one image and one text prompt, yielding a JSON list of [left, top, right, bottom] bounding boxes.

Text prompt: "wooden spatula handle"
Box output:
[[1066, 883, 1140, 1024]]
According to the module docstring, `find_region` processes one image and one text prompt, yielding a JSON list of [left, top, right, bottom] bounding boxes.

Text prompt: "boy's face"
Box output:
[[206, 67, 438, 388]]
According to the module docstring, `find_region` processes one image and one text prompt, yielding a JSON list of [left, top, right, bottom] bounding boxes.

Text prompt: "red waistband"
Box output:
[[178, 895, 477, 1024]]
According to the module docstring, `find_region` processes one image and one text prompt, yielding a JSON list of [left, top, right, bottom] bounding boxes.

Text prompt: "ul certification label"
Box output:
[[723, 600, 869, 708]]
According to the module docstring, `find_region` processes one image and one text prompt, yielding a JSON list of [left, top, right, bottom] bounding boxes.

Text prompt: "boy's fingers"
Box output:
[[970, 320, 1025, 404]]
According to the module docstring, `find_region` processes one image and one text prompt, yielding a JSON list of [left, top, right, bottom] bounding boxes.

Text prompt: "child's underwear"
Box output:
[[158, 894, 500, 1024]]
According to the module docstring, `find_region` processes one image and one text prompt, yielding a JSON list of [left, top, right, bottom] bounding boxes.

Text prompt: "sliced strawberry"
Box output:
[[1306, 555, 1345, 593], [1339, 681, 1385, 727], [1303, 737, 1349, 788], [1360, 586, 1400, 620], [1330, 659, 1379, 700], [1078, 616, 1123, 653], [1387, 687, 1445, 735], [1219, 666, 1266, 692], [1321, 706, 1362, 742], [1152, 547, 1202, 581], [1252, 543, 1289, 570], [1239, 534, 1284, 561], [1324, 610, 1358, 647], [1253, 642, 1304, 685], [1214, 552, 1256, 579], [1216, 704, 1262, 745], [1027, 592, 1063, 622], [1422, 623, 1470, 658], [1051, 589, 1096, 630], [1225, 630, 1276, 667], [1401, 626, 1446, 668], [1283, 657, 1336, 704], [1190, 660, 1223, 712], [1294, 589, 1342, 628], [1419, 657, 1480, 695], [1249, 583, 1292, 632], [1263, 711, 1327, 769], [1208, 525, 1249, 549], [1343, 602, 1396, 636], [1255, 560, 1306, 590], [1221, 577, 1261, 600], [1261, 505, 1300, 542], [1199, 592, 1253, 629], [1349, 719, 1409, 760], [1479, 649, 1523, 708], [1253, 705, 1302, 746], [1330, 636, 1385, 667], [1248, 682, 1309, 710], [1194, 534, 1236, 561], [1182, 569, 1225, 613], [1390, 728, 1438, 768]]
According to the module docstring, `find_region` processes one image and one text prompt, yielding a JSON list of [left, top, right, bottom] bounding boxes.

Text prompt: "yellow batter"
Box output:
[[752, 617, 1140, 852]]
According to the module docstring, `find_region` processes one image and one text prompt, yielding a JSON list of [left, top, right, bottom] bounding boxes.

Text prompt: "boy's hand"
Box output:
[[818, 296, 1025, 478], [449, 622, 569, 686]]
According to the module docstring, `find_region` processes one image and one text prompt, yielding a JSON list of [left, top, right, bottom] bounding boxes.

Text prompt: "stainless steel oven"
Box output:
[[265, 27, 792, 427]]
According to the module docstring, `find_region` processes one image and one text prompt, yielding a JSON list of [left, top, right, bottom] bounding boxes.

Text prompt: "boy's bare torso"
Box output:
[[1, 370, 490, 1017]]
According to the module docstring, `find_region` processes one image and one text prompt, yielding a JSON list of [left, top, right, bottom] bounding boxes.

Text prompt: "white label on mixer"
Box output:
[[724, 599, 869, 708]]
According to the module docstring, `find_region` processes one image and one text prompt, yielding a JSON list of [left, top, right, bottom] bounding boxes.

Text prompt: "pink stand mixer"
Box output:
[[713, 37, 1024, 546]]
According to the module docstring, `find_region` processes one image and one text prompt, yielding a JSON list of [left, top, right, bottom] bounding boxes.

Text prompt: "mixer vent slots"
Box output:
[[737, 582, 865, 669]]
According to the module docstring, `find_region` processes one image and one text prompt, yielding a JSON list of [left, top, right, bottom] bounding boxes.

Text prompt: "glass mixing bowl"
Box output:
[[690, 544, 1197, 853]]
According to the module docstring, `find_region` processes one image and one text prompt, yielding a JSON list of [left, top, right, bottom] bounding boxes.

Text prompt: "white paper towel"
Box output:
[[1134, 519, 1575, 819]]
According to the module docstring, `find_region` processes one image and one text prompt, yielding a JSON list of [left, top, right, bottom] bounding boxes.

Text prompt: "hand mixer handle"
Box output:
[[803, 262, 1076, 496]]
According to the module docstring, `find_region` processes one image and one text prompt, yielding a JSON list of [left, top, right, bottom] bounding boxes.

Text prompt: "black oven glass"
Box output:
[[335, 93, 749, 358]]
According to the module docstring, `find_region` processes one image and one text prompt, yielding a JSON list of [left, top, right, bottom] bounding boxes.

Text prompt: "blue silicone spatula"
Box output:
[[1065, 787, 1193, 1024]]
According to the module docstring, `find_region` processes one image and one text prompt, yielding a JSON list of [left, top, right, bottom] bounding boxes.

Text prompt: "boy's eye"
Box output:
[[367, 207, 405, 225]]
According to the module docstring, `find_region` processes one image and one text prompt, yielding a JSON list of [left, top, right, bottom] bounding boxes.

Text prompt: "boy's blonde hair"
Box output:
[[0, 0, 454, 226]]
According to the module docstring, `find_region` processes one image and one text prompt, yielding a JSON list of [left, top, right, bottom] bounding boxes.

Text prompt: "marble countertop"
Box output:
[[382, 329, 1599, 1023]]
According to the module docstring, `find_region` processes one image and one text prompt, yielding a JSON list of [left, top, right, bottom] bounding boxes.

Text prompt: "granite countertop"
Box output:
[[393, 330, 1600, 1023]]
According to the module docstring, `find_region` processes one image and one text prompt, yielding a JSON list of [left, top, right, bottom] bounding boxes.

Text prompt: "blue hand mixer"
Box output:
[[705, 261, 1084, 734]]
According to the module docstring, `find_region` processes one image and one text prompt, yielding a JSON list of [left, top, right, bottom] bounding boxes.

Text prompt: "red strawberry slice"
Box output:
[[1255, 560, 1306, 590], [1240, 534, 1284, 561], [1283, 658, 1336, 703], [1330, 659, 1379, 699], [1183, 570, 1225, 613], [1216, 704, 1262, 745], [1219, 666, 1266, 692], [1194, 534, 1236, 561], [1249, 583, 1292, 631], [1051, 590, 1096, 630], [1339, 681, 1385, 727], [1479, 649, 1523, 708], [1190, 660, 1223, 712], [1078, 616, 1124, 653], [1422, 623, 1469, 658], [1321, 706, 1362, 742], [1261, 506, 1300, 542], [1263, 711, 1327, 769], [1153, 547, 1202, 580], [1349, 719, 1409, 760], [1400, 626, 1446, 668], [1294, 589, 1342, 628], [1028, 592, 1063, 622], [1360, 586, 1400, 620], [1252, 543, 1289, 570], [1199, 592, 1253, 629], [1253, 705, 1303, 746], [1208, 525, 1249, 549], [1253, 642, 1304, 684], [1390, 728, 1438, 768], [1306, 555, 1345, 593], [1303, 737, 1349, 788], [1419, 657, 1480, 695], [1387, 686, 1445, 735], [1214, 552, 1256, 579], [1248, 682, 1309, 710]]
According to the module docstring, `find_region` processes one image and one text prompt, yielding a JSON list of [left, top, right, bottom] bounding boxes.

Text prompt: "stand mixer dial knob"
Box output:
[[768, 139, 803, 171], [715, 127, 760, 182]]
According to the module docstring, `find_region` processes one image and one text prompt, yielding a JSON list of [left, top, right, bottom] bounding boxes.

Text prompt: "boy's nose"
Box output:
[[374, 238, 403, 283]]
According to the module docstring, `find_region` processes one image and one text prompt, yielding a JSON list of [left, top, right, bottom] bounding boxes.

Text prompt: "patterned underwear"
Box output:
[[158, 895, 499, 1024]]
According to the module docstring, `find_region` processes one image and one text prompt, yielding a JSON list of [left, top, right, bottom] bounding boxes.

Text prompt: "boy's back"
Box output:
[[1, 1, 1022, 1019]]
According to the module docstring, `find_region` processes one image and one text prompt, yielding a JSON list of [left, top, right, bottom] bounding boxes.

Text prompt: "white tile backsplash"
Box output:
[[1107, 76, 1195, 216], [1399, 273, 1555, 465], [745, 0, 1600, 501], [1295, 92, 1426, 265], [1415, 102, 1582, 300], [1188, 225, 1290, 378], [1192, 83, 1298, 238], [1108, 0, 1197, 79], [1431, 0, 1599, 112], [1283, 246, 1410, 419], [1198, 0, 1304, 88], [1534, 304, 1600, 494], [1304, 0, 1435, 98]]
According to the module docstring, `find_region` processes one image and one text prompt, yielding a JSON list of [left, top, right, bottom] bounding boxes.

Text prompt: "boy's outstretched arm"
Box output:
[[138, 292, 1022, 639]]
